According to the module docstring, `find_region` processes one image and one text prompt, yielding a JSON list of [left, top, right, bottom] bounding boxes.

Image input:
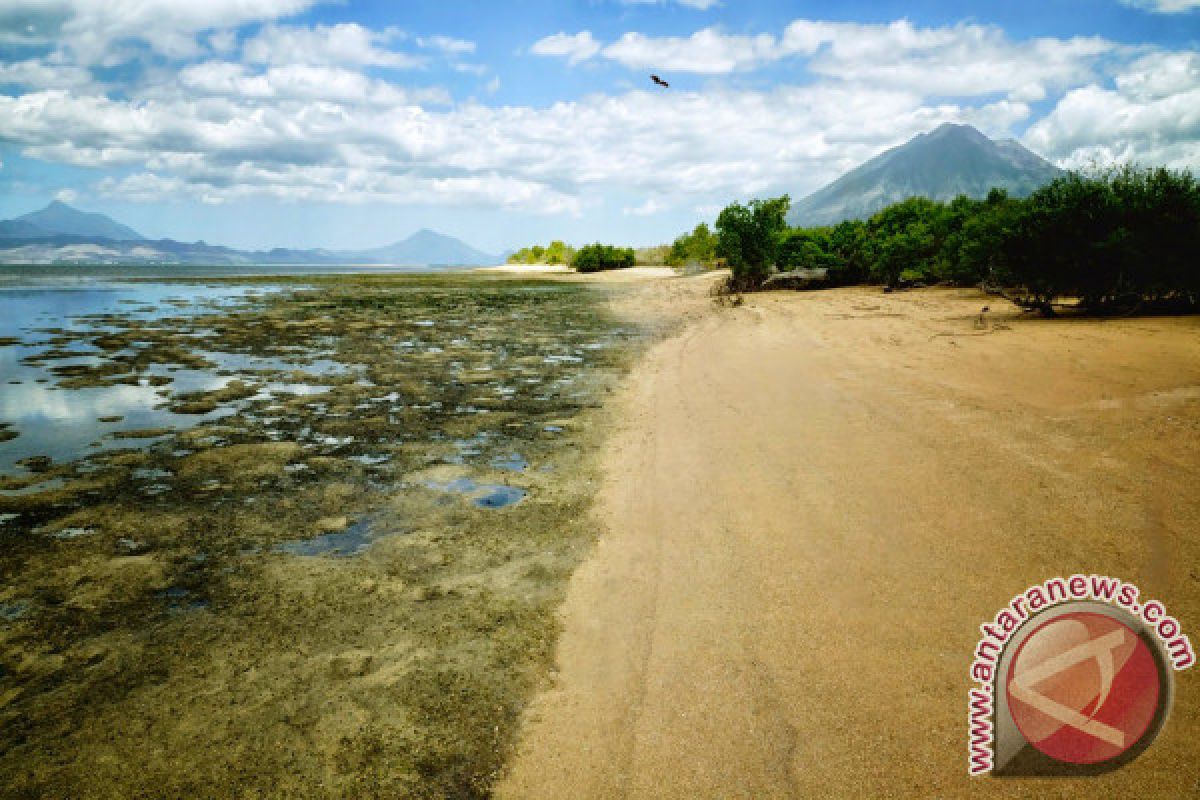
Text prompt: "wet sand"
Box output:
[[500, 280, 1200, 798]]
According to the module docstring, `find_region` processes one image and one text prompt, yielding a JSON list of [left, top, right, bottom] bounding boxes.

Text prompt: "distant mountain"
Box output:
[[0, 219, 49, 238], [348, 229, 498, 266], [787, 123, 1063, 227], [0, 204, 499, 267], [5, 200, 145, 241]]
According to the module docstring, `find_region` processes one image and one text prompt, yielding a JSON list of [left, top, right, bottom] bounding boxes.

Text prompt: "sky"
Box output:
[[0, 0, 1197, 253]]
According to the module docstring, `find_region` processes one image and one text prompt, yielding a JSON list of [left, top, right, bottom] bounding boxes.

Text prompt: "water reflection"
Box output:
[[0, 282, 273, 472]]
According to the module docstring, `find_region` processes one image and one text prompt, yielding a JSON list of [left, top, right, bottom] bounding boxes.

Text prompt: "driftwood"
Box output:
[[981, 283, 1059, 316]]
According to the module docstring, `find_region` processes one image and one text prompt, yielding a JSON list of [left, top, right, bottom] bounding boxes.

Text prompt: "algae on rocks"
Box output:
[[0, 274, 644, 799]]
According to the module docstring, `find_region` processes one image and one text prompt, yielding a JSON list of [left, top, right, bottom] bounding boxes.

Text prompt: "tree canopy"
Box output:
[[667, 223, 717, 267], [715, 195, 790, 289], [507, 240, 575, 265], [572, 243, 635, 273], [676, 167, 1198, 313]]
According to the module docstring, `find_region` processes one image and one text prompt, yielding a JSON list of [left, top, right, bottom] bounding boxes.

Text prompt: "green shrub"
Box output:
[[572, 243, 635, 273], [715, 195, 790, 289], [704, 167, 1198, 312], [667, 223, 717, 267], [507, 240, 577, 265], [996, 167, 1200, 312]]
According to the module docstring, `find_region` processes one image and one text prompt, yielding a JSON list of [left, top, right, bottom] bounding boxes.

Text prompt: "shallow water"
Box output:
[[0, 272, 646, 798], [426, 476, 528, 508], [274, 518, 379, 557], [0, 282, 341, 472]]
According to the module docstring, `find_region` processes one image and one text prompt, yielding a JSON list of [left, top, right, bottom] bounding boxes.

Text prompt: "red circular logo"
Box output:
[[1006, 611, 1161, 765]]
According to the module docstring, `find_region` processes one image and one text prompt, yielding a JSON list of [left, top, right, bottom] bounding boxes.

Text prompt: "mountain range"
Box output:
[[1, 124, 1064, 265], [0, 202, 499, 267], [787, 123, 1062, 227]]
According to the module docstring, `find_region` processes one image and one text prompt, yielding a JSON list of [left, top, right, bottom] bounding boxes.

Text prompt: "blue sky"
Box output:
[[1, 0, 1197, 253]]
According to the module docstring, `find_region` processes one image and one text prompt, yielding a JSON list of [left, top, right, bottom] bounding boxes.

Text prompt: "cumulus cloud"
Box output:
[[539, 19, 1114, 102], [1024, 51, 1200, 170], [0, 0, 318, 65], [208, 29, 238, 54], [530, 31, 601, 64], [96, 169, 582, 213], [243, 23, 421, 69], [0, 9, 1193, 219], [604, 28, 779, 73], [0, 75, 1038, 213], [177, 62, 449, 106], [784, 20, 1114, 100], [0, 58, 92, 90]]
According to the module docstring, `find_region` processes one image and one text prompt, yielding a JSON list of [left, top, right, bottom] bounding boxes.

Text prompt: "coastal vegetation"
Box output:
[[506, 240, 575, 266], [571, 243, 636, 273], [666, 223, 718, 267], [714, 196, 791, 290], [701, 166, 1200, 313], [505, 242, 638, 272], [633, 244, 672, 266]]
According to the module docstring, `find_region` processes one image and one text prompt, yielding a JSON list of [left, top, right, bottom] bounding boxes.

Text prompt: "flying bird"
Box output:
[[650, 75, 669, 88]]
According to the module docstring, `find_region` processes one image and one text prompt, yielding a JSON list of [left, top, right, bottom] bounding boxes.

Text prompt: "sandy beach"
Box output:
[[499, 275, 1200, 798], [478, 264, 679, 281]]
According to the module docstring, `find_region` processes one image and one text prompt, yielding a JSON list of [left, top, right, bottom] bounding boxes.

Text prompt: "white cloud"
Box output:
[[530, 31, 601, 64], [0, 77, 1039, 213], [784, 20, 1114, 100], [1114, 50, 1200, 99], [0, 58, 92, 90], [1119, 0, 1200, 12], [0, 0, 318, 65], [208, 29, 238, 54], [1024, 51, 1200, 170], [54, 188, 78, 203], [0, 10, 1193, 221], [96, 169, 583, 214], [604, 28, 779, 73], [178, 62, 449, 106], [243, 23, 421, 69], [623, 198, 667, 216], [547, 19, 1114, 102]]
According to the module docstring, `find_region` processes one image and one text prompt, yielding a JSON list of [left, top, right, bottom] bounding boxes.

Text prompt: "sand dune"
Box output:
[[500, 279, 1200, 798]]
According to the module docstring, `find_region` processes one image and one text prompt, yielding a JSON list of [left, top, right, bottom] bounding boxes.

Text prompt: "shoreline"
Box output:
[[0, 273, 658, 797], [5, 272, 1197, 796]]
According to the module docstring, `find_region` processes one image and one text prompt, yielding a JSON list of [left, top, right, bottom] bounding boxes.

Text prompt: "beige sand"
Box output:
[[478, 264, 679, 280], [476, 263, 573, 274], [499, 280, 1200, 798]]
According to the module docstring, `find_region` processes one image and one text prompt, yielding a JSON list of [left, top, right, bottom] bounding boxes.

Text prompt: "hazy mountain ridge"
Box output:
[[343, 229, 498, 266], [4, 200, 146, 241], [0, 203, 499, 267], [787, 123, 1063, 227]]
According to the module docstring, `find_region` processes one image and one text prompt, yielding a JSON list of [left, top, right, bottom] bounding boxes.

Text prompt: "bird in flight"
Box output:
[[650, 75, 669, 88]]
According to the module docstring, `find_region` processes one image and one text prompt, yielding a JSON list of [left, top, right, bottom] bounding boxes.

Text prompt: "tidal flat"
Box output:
[[0, 274, 645, 798]]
